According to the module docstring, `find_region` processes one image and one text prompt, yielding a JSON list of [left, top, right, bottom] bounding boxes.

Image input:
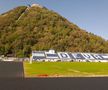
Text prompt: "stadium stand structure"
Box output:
[[31, 50, 108, 62]]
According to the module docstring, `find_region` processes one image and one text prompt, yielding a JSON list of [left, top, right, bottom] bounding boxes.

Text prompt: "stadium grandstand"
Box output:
[[31, 50, 108, 62]]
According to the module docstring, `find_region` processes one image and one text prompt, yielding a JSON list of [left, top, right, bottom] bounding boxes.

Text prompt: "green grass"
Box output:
[[24, 62, 108, 77]]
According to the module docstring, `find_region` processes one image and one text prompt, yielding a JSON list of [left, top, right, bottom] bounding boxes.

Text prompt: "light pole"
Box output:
[[30, 56, 32, 64]]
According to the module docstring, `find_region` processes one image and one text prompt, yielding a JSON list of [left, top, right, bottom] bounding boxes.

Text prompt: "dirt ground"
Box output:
[[0, 77, 108, 90], [0, 62, 108, 90], [0, 61, 24, 78]]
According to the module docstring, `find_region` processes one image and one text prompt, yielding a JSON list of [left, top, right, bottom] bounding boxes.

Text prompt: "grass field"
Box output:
[[24, 62, 108, 77]]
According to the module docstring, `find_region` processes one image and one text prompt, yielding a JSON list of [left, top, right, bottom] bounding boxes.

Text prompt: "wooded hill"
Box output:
[[0, 5, 108, 57]]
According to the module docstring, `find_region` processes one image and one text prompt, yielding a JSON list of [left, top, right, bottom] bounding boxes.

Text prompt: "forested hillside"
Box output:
[[0, 5, 108, 57]]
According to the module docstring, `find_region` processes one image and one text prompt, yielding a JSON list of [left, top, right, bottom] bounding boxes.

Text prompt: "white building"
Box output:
[[31, 4, 43, 8]]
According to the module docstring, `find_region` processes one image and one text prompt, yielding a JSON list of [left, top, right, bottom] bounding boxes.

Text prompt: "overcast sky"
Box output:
[[0, 0, 108, 40]]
